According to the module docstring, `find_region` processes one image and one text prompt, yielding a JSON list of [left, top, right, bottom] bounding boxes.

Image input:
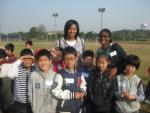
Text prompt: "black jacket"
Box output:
[[87, 68, 117, 112], [96, 42, 127, 74], [0, 79, 3, 112]]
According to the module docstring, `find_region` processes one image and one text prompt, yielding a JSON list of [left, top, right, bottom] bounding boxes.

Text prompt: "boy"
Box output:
[[81, 50, 95, 82], [81, 50, 95, 113], [51, 47, 66, 73], [52, 46, 86, 113], [25, 40, 33, 51], [144, 66, 150, 104], [0, 48, 34, 113], [5, 43, 17, 63], [28, 49, 58, 113], [115, 55, 145, 113]]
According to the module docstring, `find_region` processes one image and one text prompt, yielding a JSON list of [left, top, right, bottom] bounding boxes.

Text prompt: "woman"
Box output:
[[54, 19, 84, 68], [96, 28, 127, 75]]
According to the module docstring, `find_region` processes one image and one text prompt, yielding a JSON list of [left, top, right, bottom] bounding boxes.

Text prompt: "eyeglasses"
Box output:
[[64, 57, 76, 61]]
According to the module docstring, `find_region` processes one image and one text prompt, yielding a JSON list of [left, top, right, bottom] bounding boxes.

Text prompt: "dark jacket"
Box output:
[[0, 79, 3, 112], [96, 42, 127, 74], [87, 68, 117, 112]]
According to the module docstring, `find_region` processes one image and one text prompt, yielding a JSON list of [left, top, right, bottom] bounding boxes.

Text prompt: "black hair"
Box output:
[[125, 55, 140, 69], [25, 40, 33, 46], [20, 48, 33, 57], [64, 19, 79, 39], [82, 50, 94, 59], [99, 28, 111, 38], [55, 47, 64, 53], [63, 46, 77, 57], [5, 43, 15, 52], [0, 49, 7, 59], [35, 49, 51, 61], [96, 53, 111, 66]]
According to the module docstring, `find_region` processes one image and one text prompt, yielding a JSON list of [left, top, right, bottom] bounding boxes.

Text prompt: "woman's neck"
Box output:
[[67, 37, 76, 41], [102, 43, 110, 49]]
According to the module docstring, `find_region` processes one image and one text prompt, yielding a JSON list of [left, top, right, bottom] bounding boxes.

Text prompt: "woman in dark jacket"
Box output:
[[96, 28, 127, 75]]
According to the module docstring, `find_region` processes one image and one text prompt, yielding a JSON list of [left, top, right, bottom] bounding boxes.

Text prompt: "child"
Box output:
[[115, 55, 145, 113], [28, 49, 58, 113], [51, 47, 66, 73], [52, 46, 86, 113], [25, 40, 33, 52], [5, 43, 17, 63], [82, 50, 95, 82], [0, 49, 7, 66], [88, 53, 117, 113], [144, 66, 150, 104]]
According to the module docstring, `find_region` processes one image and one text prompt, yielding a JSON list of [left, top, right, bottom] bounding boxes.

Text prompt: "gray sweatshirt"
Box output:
[[115, 74, 145, 113], [28, 66, 58, 113]]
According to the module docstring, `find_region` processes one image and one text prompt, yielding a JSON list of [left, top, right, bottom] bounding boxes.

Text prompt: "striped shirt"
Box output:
[[14, 64, 35, 103]]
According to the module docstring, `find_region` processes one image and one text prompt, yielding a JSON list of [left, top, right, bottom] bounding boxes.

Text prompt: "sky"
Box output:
[[0, 0, 150, 33]]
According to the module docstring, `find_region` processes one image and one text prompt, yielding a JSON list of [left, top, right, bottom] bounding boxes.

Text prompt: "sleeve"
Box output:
[[52, 74, 75, 100], [0, 97, 2, 112], [87, 72, 94, 101], [107, 77, 117, 100], [136, 80, 145, 102], [0, 60, 22, 79], [117, 43, 127, 62], [28, 73, 33, 106], [80, 75, 86, 94]]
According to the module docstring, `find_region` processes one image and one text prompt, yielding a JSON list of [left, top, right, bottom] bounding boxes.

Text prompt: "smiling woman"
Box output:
[[54, 19, 85, 68], [96, 28, 127, 74]]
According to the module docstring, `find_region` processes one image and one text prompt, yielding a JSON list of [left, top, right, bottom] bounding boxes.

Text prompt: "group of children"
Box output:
[[0, 40, 149, 113]]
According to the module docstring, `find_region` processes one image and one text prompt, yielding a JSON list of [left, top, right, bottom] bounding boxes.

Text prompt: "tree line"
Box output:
[[1, 24, 150, 41]]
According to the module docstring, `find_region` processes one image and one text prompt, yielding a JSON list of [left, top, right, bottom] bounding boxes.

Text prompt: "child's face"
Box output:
[[37, 56, 51, 72], [22, 57, 33, 69], [64, 54, 76, 69], [97, 57, 109, 72], [25, 44, 32, 49], [52, 51, 63, 62], [83, 56, 93, 68], [125, 64, 136, 75], [5, 49, 11, 55]]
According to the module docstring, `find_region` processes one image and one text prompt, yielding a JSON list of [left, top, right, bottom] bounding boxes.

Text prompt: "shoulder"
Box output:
[[30, 71, 40, 79]]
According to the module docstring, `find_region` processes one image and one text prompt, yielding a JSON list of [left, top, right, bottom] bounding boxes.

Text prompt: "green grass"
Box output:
[[0, 41, 150, 113]]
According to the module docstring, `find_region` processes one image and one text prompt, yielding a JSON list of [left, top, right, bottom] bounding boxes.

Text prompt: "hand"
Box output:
[[20, 55, 34, 61], [75, 92, 82, 100], [50, 48, 57, 57], [125, 94, 137, 101], [109, 67, 117, 79]]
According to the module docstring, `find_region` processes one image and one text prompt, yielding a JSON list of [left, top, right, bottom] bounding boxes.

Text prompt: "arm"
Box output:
[[136, 81, 145, 102], [80, 75, 86, 94], [0, 60, 22, 79], [107, 77, 117, 100], [28, 74, 33, 107], [52, 74, 75, 100]]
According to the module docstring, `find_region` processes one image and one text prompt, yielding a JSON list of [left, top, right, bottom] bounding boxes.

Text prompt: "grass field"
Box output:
[[0, 41, 150, 113]]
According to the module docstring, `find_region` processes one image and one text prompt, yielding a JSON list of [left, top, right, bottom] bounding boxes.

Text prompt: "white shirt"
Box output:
[[66, 40, 76, 47]]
